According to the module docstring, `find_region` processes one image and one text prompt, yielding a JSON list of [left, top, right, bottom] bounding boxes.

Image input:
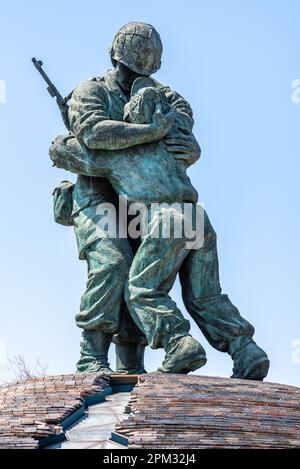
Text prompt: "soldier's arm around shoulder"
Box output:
[[69, 78, 175, 151]]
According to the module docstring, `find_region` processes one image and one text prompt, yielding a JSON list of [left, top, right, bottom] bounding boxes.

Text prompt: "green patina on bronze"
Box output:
[[49, 22, 270, 379]]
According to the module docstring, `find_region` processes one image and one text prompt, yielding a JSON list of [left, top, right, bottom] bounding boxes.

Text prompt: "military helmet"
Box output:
[[109, 22, 163, 76]]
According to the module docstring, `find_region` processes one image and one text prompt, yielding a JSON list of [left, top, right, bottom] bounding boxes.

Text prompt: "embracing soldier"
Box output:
[[50, 22, 269, 380]]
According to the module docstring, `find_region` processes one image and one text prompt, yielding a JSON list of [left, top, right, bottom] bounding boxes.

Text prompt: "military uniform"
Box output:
[[67, 67, 202, 372], [69, 69, 196, 326]]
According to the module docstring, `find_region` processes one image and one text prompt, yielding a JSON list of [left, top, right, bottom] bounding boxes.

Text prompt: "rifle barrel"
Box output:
[[32, 57, 64, 103], [32, 57, 71, 130]]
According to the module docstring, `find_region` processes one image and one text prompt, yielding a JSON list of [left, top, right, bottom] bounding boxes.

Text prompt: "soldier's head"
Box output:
[[109, 22, 163, 92], [123, 77, 170, 124]]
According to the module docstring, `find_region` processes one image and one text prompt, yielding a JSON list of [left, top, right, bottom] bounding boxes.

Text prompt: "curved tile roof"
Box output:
[[116, 374, 300, 449], [0, 373, 110, 448]]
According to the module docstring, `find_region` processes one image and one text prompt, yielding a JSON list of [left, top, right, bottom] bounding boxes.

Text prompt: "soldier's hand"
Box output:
[[166, 125, 190, 140], [165, 132, 201, 165], [151, 103, 176, 139]]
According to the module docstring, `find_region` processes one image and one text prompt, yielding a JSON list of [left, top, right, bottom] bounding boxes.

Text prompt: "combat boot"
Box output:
[[158, 334, 207, 373], [229, 336, 270, 380], [76, 329, 113, 374], [115, 341, 147, 374]]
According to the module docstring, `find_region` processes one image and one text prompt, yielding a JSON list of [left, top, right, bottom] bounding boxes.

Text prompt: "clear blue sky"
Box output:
[[0, 0, 299, 386]]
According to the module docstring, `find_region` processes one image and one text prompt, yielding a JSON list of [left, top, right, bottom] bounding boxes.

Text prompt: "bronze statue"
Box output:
[[48, 22, 269, 380]]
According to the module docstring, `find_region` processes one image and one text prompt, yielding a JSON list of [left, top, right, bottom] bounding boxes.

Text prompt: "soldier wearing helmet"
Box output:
[[51, 22, 269, 379], [109, 22, 163, 76]]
